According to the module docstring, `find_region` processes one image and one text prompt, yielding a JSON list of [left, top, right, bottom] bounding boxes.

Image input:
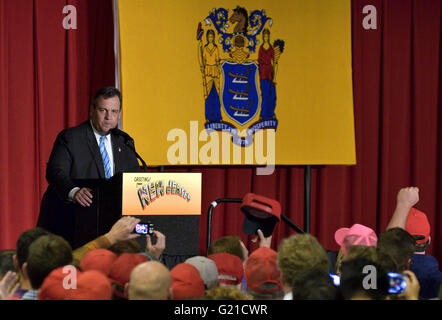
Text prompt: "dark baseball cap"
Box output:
[[241, 193, 281, 237]]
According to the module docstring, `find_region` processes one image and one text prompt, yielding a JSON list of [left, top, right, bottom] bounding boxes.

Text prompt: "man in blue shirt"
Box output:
[[387, 187, 441, 300], [405, 207, 441, 299]]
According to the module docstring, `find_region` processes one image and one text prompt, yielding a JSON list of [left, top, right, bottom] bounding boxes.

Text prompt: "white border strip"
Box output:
[[112, 0, 121, 90], [112, 0, 122, 129]]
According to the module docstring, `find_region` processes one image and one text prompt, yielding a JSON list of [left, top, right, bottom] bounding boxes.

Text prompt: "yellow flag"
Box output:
[[118, 0, 355, 166]]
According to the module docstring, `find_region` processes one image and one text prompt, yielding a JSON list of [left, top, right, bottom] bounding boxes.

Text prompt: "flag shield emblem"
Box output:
[[221, 61, 259, 126]]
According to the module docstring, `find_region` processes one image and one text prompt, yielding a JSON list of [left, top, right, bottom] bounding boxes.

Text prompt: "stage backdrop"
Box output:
[[1, 0, 440, 265], [118, 0, 356, 166]]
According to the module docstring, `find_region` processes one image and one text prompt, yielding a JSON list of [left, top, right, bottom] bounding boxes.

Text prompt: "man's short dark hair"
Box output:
[[291, 269, 341, 300], [16, 227, 51, 268], [339, 257, 389, 300], [412, 236, 429, 253], [376, 228, 415, 272], [26, 234, 73, 289], [207, 236, 245, 261], [92, 86, 122, 109]]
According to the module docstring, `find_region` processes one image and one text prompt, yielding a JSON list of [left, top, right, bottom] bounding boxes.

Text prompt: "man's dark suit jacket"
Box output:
[[37, 121, 140, 246]]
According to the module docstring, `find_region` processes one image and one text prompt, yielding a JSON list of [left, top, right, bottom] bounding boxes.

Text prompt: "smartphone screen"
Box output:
[[387, 272, 407, 294], [329, 274, 340, 286], [134, 223, 154, 235]]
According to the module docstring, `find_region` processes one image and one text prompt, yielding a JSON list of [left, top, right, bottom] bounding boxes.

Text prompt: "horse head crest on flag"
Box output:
[[229, 6, 248, 34], [197, 7, 285, 147]]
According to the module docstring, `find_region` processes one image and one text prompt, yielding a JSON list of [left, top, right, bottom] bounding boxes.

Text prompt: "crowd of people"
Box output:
[[0, 186, 440, 300]]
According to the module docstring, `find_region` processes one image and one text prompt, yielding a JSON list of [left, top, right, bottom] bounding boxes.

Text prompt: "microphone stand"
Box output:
[[125, 140, 148, 172], [112, 128, 148, 172]]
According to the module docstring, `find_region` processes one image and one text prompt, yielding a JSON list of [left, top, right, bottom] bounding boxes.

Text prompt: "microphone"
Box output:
[[111, 128, 148, 172], [111, 127, 134, 143]]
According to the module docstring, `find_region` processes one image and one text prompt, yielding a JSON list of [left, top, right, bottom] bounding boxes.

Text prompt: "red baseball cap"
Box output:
[[108, 253, 148, 298], [334, 223, 378, 254], [406, 208, 430, 244], [38, 266, 112, 300], [241, 193, 281, 237], [208, 252, 244, 285], [68, 270, 113, 300], [244, 247, 282, 294], [80, 249, 117, 276], [38, 267, 71, 300], [170, 263, 205, 300]]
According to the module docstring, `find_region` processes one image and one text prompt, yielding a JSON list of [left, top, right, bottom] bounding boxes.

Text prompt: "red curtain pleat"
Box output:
[[0, 0, 441, 264]]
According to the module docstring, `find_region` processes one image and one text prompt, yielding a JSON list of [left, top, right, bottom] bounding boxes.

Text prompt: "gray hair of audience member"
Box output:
[[128, 261, 171, 300], [185, 256, 219, 290]]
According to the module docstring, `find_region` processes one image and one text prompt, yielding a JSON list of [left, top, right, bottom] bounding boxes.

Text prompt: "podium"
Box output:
[[71, 174, 123, 249], [71, 172, 201, 263]]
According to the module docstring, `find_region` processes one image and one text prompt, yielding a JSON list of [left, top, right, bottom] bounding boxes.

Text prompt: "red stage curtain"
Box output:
[[0, 0, 115, 249], [0, 0, 441, 264]]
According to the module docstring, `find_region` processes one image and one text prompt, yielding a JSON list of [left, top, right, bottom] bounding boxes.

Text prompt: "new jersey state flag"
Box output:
[[118, 0, 356, 166]]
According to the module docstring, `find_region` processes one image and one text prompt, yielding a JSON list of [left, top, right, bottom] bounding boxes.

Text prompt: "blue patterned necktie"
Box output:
[[99, 136, 112, 179]]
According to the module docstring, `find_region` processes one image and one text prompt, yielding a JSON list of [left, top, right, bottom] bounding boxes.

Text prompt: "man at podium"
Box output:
[[37, 87, 141, 246]]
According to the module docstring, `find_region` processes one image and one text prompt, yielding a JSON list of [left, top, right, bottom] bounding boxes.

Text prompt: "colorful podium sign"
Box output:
[[121, 172, 202, 216]]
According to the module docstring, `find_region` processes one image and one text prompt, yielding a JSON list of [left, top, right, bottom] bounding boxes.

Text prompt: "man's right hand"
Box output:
[[387, 186, 420, 230], [396, 187, 419, 209], [400, 270, 420, 300], [74, 187, 93, 207]]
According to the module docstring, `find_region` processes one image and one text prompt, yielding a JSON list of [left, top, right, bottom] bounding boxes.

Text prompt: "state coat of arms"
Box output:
[[197, 6, 285, 146]]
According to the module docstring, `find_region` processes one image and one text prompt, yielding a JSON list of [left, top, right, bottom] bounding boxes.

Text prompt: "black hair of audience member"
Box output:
[[26, 234, 73, 289], [108, 239, 142, 255], [412, 236, 430, 253], [339, 257, 389, 300], [0, 250, 17, 277], [291, 269, 341, 300], [376, 228, 416, 273], [16, 227, 51, 268]]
